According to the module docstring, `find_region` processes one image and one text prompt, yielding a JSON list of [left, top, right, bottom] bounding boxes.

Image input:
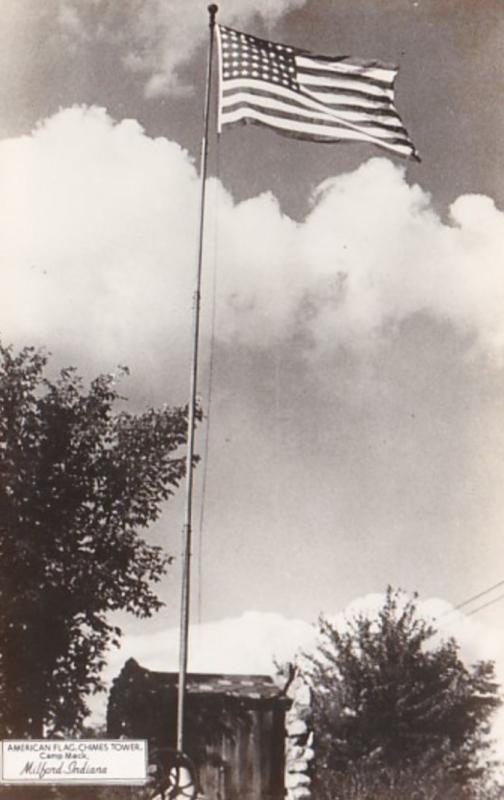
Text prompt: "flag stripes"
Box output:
[[219, 107, 414, 157], [295, 56, 396, 88], [216, 25, 419, 161], [223, 89, 405, 127], [295, 55, 397, 83], [222, 90, 410, 139], [298, 72, 395, 96], [221, 78, 414, 150]]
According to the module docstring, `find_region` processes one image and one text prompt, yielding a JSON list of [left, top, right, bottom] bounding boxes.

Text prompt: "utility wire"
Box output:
[[434, 581, 504, 636], [463, 590, 504, 619], [436, 578, 504, 621]]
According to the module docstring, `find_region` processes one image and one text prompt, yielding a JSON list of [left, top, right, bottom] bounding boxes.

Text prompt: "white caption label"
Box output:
[[1, 739, 148, 784]]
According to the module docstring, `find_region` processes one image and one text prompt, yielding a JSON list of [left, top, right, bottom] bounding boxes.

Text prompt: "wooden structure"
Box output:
[[107, 658, 291, 800]]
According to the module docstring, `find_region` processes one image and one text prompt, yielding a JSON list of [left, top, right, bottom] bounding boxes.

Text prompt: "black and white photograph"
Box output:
[[0, 1, 503, 798]]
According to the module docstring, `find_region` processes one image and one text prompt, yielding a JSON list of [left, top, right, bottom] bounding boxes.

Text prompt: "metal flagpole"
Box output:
[[176, 3, 218, 754]]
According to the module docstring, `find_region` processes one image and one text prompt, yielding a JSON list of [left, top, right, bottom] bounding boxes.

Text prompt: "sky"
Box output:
[[1, 0, 504, 745]]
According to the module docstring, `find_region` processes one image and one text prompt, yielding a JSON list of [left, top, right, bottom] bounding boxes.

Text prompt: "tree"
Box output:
[[301, 587, 501, 799], [0, 343, 192, 738]]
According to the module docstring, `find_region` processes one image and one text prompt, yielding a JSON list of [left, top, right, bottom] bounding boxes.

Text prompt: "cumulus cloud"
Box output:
[[2, 106, 502, 758], [1, 105, 503, 386], [214, 157, 504, 356], [319, 592, 504, 765], [106, 611, 314, 680], [107, 596, 504, 684], [56, 0, 308, 97], [321, 591, 504, 671], [0, 106, 200, 394], [88, 610, 315, 724], [94, 596, 504, 760]]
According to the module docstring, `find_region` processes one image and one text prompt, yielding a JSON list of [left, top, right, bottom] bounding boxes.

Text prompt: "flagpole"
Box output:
[[176, 3, 218, 754]]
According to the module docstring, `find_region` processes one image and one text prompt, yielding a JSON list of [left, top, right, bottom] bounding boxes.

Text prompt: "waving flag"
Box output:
[[216, 25, 419, 161]]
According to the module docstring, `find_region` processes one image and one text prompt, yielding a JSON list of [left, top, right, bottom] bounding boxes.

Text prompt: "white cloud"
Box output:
[[106, 610, 314, 679], [216, 157, 504, 356], [106, 597, 504, 685], [0, 106, 199, 390], [319, 592, 504, 768], [95, 596, 504, 763], [58, 1, 88, 40], [1, 107, 504, 391], [1, 107, 504, 389], [90, 610, 315, 724], [2, 106, 503, 767], [57, 0, 308, 97], [323, 591, 504, 671]]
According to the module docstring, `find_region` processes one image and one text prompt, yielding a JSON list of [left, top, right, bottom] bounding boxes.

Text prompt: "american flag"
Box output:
[[216, 25, 419, 161]]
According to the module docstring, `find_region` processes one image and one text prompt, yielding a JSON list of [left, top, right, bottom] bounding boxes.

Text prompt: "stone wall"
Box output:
[[284, 675, 314, 800]]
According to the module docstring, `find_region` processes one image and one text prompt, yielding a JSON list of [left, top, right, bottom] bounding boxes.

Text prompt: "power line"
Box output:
[[463, 590, 504, 619], [436, 578, 504, 621], [434, 581, 504, 635]]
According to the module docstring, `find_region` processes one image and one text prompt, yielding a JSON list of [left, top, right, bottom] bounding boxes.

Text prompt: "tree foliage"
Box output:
[[301, 587, 501, 799], [0, 343, 191, 737]]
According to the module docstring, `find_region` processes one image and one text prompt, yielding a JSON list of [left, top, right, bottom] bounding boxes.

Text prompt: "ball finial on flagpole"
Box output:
[[208, 4, 218, 25]]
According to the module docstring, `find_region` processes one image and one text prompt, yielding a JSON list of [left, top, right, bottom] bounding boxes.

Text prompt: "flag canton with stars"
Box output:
[[219, 27, 300, 91]]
